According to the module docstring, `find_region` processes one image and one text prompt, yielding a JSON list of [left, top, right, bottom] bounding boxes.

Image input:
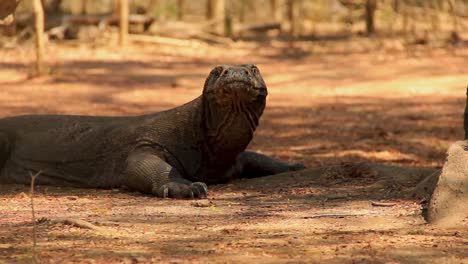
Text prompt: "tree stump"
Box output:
[[428, 141, 468, 227]]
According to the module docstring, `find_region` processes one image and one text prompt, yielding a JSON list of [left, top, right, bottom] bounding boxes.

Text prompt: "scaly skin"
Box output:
[[0, 64, 304, 198]]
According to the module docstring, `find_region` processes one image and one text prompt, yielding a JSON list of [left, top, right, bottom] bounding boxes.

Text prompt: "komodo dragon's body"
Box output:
[[0, 64, 304, 198]]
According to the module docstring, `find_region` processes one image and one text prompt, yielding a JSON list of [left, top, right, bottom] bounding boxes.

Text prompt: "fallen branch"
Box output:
[[193, 32, 233, 45], [237, 22, 281, 34], [53, 218, 109, 234], [371, 201, 397, 207], [303, 213, 374, 219], [129, 34, 205, 47]]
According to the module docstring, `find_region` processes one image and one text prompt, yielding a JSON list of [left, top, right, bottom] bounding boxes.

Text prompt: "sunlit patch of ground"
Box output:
[[0, 42, 467, 263]]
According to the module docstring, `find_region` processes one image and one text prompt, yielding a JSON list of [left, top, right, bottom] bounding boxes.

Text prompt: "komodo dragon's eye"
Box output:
[[251, 66, 259, 75], [211, 66, 224, 78]]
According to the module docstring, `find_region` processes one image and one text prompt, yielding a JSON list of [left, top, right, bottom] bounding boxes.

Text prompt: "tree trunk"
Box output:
[[287, 0, 299, 38], [177, 0, 184, 21], [119, 0, 129, 46], [47, 0, 62, 13], [206, 0, 213, 19], [402, 0, 408, 34], [448, 0, 459, 32], [239, 0, 246, 23], [33, 0, 46, 76], [393, 0, 399, 13], [464, 86, 468, 140], [429, 0, 440, 32], [365, 0, 377, 35], [81, 0, 88, 15], [207, 0, 225, 36], [270, 0, 282, 22]]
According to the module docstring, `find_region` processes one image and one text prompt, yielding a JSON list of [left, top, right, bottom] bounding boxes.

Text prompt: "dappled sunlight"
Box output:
[[1, 0, 468, 261], [0, 37, 467, 263], [313, 149, 420, 163]]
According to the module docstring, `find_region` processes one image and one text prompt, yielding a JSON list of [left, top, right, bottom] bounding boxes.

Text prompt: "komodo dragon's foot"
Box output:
[[154, 182, 208, 199]]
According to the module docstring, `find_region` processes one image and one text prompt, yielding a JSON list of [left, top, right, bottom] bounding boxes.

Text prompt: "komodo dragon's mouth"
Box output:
[[223, 80, 252, 88], [223, 81, 265, 92]]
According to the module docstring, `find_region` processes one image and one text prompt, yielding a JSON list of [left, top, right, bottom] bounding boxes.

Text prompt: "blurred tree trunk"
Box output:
[[177, 0, 184, 20], [206, 0, 213, 19], [81, 0, 87, 15], [33, 0, 46, 76], [402, 0, 408, 34], [47, 0, 62, 13], [393, 0, 399, 13], [448, 0, 459, 32], [270, 0, 282, 22], [365, 0, 377, 35], [119, 0, 129, 46], [286, 0, 299, 38], [464, 86, 468, 139], [207, 0, 225, 36], [429, 0, 440, 32], [112, 0, 118, 15], [239, 0, 247, 23]]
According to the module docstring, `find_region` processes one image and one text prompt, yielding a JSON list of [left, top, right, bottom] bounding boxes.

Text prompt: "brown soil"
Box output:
[[0, 42, 467, 263]]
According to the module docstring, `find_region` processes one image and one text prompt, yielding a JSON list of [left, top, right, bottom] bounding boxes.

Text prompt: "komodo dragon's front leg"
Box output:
[[230, 151, 305, 179], [123, 148, 208, 198]]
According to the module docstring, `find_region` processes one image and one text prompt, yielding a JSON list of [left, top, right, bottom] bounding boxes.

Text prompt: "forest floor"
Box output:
[[0, 40, 467, 263]]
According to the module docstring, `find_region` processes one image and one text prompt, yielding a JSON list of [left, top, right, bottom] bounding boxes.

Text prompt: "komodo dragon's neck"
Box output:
[[200, 93, 263, 163], [136, 94, 261, 182], [140, 94, 260, 160]]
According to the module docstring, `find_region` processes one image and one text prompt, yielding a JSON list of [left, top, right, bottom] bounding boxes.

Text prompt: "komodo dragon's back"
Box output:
[[0, 114, 138, 186]]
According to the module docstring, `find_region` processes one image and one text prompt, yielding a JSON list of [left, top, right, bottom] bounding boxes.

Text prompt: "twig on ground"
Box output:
[[58, 218, 108, 233], [303, 213, 375, 219], [371, 201, 397, 207], [29, 170, 42, 264]]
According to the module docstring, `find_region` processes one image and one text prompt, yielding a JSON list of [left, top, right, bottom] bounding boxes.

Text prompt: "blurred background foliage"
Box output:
[[1, 0, 468, 75], [3, 0, 468, 39]]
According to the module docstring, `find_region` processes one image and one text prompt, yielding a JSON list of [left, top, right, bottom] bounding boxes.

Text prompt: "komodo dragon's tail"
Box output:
[[465, 86, 468, 140]]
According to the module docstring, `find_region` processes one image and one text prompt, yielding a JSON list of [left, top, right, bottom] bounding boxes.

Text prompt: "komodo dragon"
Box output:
[[0, 64, 304, 198]]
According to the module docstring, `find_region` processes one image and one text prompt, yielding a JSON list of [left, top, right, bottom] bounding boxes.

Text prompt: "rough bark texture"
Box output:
[[427, 141, 468, 226], [0, 65, 303, 199]]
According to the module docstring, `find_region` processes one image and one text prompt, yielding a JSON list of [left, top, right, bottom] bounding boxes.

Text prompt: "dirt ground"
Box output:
[[0, 40, 467, 263]]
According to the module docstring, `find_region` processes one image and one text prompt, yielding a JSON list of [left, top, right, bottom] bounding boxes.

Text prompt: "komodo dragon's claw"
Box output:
[[156, 181, 208, 199]]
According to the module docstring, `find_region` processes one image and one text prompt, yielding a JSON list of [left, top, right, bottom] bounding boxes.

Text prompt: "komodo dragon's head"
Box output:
[[202, 64, 267, 120], [202, 64, 268, 131]]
